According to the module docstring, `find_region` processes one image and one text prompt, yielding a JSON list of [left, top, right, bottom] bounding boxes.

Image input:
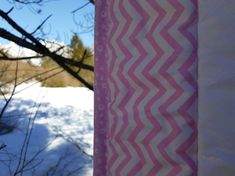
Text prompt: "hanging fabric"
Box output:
[[94, 0, 235, 175]]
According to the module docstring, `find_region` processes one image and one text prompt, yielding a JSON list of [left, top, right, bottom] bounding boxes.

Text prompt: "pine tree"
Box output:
[[70, 34, 94, 85]]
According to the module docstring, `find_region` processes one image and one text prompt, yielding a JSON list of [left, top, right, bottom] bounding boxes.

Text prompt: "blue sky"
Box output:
[[0, 0, 94, 46]]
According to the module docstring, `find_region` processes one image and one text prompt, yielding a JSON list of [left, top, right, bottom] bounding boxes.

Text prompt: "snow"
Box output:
[[0, 83, 94, 176]]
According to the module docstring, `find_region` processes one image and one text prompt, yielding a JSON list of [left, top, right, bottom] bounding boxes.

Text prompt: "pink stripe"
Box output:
[[177, 93, 198, 176], [107, 0, 122, 173], [158, 0, 185, 175], [142, 0, 167, 175], [126, 1, 150, 175], [177, 0, 198, 175], [114, 0, 134, 175]]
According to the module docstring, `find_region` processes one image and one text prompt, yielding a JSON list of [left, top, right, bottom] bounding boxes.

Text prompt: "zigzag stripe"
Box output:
[[177, 94, 197, 175], [158, 0, 185, 175], [108, 0, 119, 140], [177, 0, 198, 175], [125, 1, 149, 175], [118, 2, 144, 175], [136, 2, 162, 174], [104, 0, 198, 175], [141, 0, 167, 175], [107, 0, 122, 174], [114, 0, 134, 175]]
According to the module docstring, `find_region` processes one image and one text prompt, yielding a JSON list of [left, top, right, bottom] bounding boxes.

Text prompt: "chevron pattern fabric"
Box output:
[[95, 0, 198, 175]]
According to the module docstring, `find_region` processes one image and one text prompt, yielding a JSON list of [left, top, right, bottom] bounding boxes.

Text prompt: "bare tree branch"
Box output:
[[0, 144, 6, 151], [0, 55, 43, 61], [31, 14, 52, 35], [71, 2, 90, 14], [89, 0, 95, 5]]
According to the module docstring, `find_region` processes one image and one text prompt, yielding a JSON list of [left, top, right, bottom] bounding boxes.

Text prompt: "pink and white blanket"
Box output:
[[94, 1, 235, 175]]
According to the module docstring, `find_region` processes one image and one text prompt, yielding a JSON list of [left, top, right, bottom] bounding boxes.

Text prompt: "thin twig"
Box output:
[[31, 14, 52, 35], [0, 61, 18, 119], [71, 2, 90, 14]]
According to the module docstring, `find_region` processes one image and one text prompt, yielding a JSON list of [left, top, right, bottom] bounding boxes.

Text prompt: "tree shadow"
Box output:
[[0, 97, 93, 176]]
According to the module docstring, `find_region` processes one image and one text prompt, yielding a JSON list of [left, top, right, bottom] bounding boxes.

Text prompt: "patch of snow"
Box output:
[[0, 83, 94, 176]]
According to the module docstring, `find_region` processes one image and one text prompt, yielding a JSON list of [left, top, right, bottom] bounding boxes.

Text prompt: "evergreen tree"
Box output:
[[70, 34, 94, 85]]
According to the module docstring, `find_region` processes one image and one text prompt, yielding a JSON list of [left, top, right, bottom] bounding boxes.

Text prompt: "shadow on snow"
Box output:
[[0, 97, 93, 176]]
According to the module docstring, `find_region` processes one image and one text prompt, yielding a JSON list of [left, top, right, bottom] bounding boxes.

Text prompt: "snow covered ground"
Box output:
[[0, 83, 94, 176]]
